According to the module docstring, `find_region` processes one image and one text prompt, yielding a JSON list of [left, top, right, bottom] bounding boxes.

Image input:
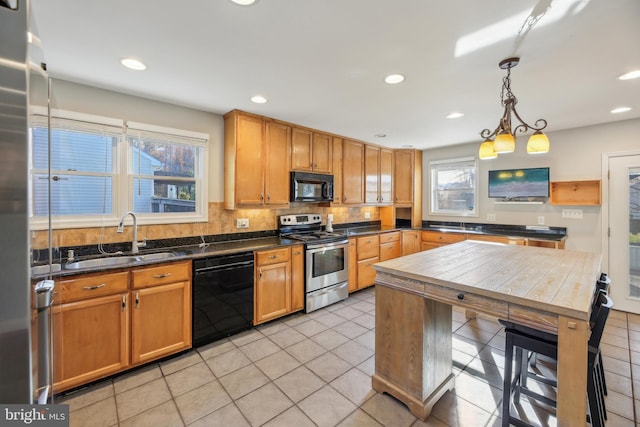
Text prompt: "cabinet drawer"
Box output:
[[380, 241, 401, 261], [256, 247, 290, 266], [357, 257, 379, 288], [421, 231, 466, 244], [423, 283, 508, 319], [356, 235, 380, 260], [131, 261, 191, 289], [58, 271, 129, 303], [379, 231, 401, 244]]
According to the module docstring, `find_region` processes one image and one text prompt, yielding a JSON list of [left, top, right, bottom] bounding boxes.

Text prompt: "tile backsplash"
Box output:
[[30, 203, 380, 250]]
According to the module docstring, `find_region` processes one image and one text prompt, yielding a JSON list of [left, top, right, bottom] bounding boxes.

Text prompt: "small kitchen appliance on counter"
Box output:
[[279, 214, 349, 312]]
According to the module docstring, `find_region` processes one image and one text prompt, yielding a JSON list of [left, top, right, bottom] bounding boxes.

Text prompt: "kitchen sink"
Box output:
[[64, 252, 178, 270]]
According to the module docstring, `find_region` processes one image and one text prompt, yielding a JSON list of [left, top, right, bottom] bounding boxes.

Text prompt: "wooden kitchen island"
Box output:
[[372, 240, 601, 425]]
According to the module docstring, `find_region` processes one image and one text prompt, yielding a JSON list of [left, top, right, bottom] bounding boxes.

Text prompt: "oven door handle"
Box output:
[[306, 240, 349, 251]]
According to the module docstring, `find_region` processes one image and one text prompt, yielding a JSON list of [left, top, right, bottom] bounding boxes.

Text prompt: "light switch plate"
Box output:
[[562, 209, 583, 219], [487, 213, 496, 222], [537, 216, 545, 225], [364, 212, 371, 219], [236, 218, 249, 228]]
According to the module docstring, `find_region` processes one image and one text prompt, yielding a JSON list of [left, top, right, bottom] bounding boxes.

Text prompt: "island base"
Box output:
[[372, 372, 455, 420]]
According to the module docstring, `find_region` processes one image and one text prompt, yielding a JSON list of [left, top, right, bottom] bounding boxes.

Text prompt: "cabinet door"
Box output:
[[394, 150, 414, 205], [401, 230, 421, 255], [348, 238, 358, 293], [265, 121, 291, 205], [357, 257, 379, 289], [291, 128, 313, 171], [312, 132, 332, 173], [379, 148, 393, 204], [131, 281, 191, 365], [255, 261, 291, 324], [291, 246, 305, 312], [53, 293, 129, 392], [365, 146, 380, 204], [332, 137, 343, 205], [234, 113, 265, 205], [342, 139, 364, 204]]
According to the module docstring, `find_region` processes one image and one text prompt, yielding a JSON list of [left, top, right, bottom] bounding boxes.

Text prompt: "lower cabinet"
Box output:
[[379, 231, 401, 261], [466, 234, 526, 245], [356, 234, 380, 290], [53, 292, 129, 392], [421, 230, 466, 251], [254, 246, 304, 325], [53, 261, 192, 393], [401, 230, 421, 255]]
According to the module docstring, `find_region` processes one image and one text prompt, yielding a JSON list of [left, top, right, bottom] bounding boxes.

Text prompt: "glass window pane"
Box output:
[[32, 174, 112, 216], [130, 138, 196, 178], [133, 178, 196, 213], [431, 159, 476, 215], [630, 167, 640, 297], [32, 127, 114, 173]]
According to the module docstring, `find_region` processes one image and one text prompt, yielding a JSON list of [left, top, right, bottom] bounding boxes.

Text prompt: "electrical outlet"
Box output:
[[537, 216, 545, 225], [562, 209, 583, 219], [236, 218, 249, 229], [487, 213, 496, 222], [364, 212, 371, 219]]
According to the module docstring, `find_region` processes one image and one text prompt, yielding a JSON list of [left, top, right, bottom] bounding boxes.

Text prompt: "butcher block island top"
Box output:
[[371, 240, 602, 425]]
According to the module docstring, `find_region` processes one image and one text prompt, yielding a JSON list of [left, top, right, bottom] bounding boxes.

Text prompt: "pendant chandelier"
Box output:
[[478, 57, 549, 160]]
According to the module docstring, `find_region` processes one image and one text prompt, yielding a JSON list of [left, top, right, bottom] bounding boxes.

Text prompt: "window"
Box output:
[[30, 111, 208, 229], [430, 157, 477, 216]]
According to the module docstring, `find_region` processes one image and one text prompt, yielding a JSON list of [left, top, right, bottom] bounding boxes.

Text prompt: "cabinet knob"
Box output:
[[267, 193, 271, 202], [153, 273, 172, 279], [82, 283, 106, 291], [344, 196, 347, 202], [260, 193, 264, 201], [457, 293, 464, 300]]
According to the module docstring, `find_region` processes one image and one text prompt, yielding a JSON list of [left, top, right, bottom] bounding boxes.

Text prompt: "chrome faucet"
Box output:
[[117, 211, 146, 254]]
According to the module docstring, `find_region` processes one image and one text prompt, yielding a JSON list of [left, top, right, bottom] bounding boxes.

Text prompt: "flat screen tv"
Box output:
[[488, 167, 550, 199]]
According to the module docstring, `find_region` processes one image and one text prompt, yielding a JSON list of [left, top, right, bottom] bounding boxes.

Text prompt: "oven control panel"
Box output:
[[279, 214, 322, 226]]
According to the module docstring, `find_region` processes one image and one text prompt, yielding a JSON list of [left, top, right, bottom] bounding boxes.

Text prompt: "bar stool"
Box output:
[[501, 289, 612, 427]]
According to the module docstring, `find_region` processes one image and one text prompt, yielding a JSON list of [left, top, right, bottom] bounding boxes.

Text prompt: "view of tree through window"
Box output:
[[430, 158, 477, 215]]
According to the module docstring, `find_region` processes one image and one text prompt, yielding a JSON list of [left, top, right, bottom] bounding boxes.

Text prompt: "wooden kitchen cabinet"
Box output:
[[53, 261, 192, 393], [290, 245, 305, 312], [401, 230, 421, 255], [348, 238, 358, 292], [254, 247, 292, 324], [365, 146, 393, 205], [290, 128, 332, 174], [356, 234, 380, 289], [224, 110, 291, 209], [394, 149, 416, 205], [130, 261, 192, 365], [421, 230, 466, 251], [342, 139, 365, 204], [379, 231, 401, 261], [53, 271, 130, 392], [466, 234, 526, 245], [332, 137, 343, 205]]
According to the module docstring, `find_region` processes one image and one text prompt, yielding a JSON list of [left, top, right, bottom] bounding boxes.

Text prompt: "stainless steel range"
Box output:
[[279, 214, 349, 312]]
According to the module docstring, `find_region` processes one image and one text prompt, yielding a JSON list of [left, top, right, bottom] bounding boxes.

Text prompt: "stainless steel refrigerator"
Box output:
[[0, 0, 54, 404]]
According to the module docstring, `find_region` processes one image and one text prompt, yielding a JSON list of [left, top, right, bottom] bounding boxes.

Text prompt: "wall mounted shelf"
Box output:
[[549, 180, 601, 206]]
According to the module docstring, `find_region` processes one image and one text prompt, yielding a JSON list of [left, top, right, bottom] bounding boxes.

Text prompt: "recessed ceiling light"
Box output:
[[401, 144, 413, 148], [611, 106, 631, 114], [384, 74, 405, 84], [446, 112, 464, 119], [374, 134, 387, 138], [231, 0, 255, 5], [619, 70, 640, 80], [251, 95, 267, 104], [121, 58, 146, 71]]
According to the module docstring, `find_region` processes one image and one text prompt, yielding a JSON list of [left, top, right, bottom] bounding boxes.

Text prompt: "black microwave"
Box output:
[[290, 171, 334, 202]]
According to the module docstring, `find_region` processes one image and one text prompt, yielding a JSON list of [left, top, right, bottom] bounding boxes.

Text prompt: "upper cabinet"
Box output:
[[365, 146, 393, 205], [342, 139, 365, 204], [290, 128, 332, 174], [224, 110, 291, 209], [332, 137, 343, 205], [394, 150, 417, 205]]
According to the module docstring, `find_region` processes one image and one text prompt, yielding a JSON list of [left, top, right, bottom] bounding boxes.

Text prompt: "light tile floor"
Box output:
[[57, 287, 640, 426]]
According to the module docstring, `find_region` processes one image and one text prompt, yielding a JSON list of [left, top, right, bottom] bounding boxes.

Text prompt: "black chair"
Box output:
[[501, 289, 613, 427]]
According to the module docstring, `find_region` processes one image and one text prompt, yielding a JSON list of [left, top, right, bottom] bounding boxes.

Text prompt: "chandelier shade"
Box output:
[[478, 57, 549, 159]]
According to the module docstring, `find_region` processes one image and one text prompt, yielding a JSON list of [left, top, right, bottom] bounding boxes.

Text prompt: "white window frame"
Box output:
[[429, 156, 478, 217], [29, 111, 209, 230]]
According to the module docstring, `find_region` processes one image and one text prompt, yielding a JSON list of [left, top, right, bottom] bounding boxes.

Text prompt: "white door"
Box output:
[[608, 154, 640, 314]]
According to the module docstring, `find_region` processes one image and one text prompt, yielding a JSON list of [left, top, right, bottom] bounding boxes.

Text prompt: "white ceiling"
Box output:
[[30, 0, 640, 150]]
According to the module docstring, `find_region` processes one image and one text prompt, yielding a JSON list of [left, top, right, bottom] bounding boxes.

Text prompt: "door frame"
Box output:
[[601, 149, 640, 283]]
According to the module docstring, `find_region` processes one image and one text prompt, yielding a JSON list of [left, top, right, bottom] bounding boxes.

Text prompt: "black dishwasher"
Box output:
[[192, 251, 254, 347]]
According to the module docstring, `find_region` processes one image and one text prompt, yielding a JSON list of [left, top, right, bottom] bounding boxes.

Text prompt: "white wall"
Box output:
[[49, 79, 226, 202], [422, 118, 640, 252]]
